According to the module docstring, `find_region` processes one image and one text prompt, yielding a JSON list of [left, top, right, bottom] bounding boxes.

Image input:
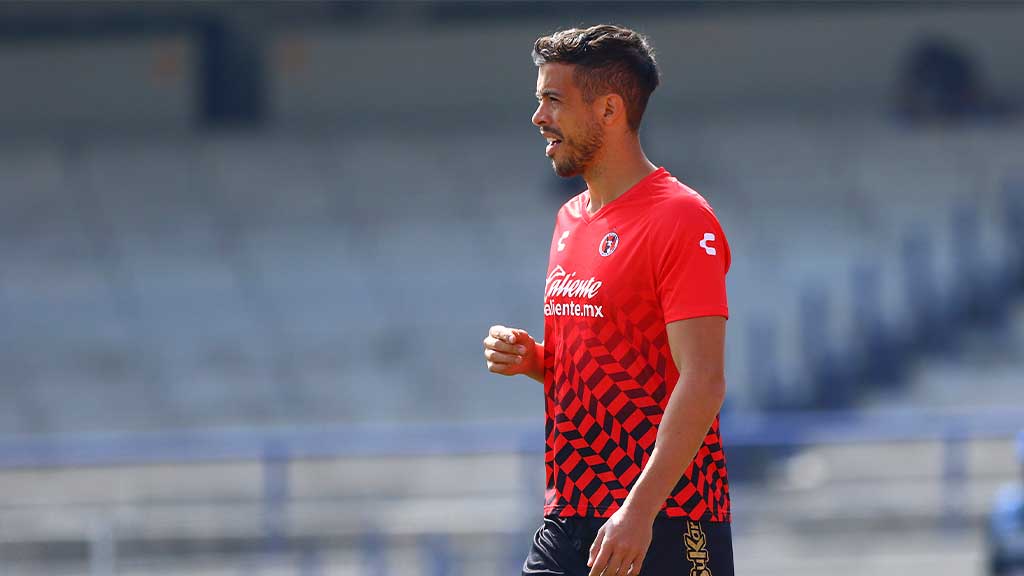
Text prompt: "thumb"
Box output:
[[508, 328, 534, 346], [490, 325, 517, 345], [588, 526, 605, 567]]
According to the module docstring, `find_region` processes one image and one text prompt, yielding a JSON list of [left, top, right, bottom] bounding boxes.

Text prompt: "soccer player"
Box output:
[[482, 25, 733, 576]]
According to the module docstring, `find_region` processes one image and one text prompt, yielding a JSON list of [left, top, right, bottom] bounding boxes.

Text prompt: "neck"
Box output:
[[582, 135, 658, 215]]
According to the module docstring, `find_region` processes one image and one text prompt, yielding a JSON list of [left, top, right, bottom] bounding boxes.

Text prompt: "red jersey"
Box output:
[[542, 167, 731, 521]]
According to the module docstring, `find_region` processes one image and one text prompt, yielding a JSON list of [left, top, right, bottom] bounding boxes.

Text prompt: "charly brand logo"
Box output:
[[544, 265, 604, 318], [684, 520, 712, 576], [599, 232, 619, 257], [699, 232, 717, 256], [557, 230, 570, 252]]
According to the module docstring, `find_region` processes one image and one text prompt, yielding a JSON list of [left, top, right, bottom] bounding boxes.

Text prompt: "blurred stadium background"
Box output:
[[0, 1, 1022, 575]]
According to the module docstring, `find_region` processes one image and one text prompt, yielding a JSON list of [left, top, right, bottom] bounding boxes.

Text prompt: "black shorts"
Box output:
[[523, 515, 733, 576]]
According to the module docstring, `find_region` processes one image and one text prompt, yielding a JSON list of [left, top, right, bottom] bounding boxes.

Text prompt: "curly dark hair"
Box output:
[[532, 24, 660, 132]]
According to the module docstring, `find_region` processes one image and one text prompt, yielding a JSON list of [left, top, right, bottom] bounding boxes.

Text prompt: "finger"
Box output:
[[608, 555, 626, 576], [588, 526, 606, 567], [629, 556, 644, 576], [484, 349, 522, 365], [488, 325, 507, 340], [485, 356, 524, 375], [510, 327, 534, 345], [483, 336, 527, 355], [622, 555, 642, 576], [487, 360, 516, 374], [588, 548, 615, 576], [488, 325, 518, 344]]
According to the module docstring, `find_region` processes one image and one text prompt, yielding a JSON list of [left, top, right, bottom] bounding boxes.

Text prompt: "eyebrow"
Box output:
[[536, 89, 563, 99]]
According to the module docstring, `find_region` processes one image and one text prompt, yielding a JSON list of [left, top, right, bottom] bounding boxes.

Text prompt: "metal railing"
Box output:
[[0, 408, 1020, 575]]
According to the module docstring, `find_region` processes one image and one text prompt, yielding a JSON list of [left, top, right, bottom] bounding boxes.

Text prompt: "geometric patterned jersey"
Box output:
[[542, 167, 731, 521]]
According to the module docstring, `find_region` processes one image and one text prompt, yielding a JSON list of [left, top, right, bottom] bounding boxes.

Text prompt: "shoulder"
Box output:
[[648, 176, 721, 229], [557, 190, 589, 221]]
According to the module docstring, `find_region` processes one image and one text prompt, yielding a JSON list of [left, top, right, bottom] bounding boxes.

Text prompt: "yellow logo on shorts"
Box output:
[[684, 520, 711, 576]]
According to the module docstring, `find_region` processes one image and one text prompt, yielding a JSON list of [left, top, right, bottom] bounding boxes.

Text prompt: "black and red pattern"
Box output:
[[543, 306, 730, 521], [541, 168, 731, 522]]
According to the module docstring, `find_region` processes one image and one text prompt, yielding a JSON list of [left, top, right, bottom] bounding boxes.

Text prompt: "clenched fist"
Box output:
[[483, 325, 543, 382]]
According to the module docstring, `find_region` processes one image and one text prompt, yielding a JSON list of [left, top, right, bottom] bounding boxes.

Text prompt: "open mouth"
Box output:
[[544, 135, 563, 157]]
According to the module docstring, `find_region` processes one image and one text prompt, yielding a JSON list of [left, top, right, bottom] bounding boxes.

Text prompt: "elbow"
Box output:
[[707, 377, 727, 407], [692, 374, 726, 409], [675, 363, 727, 409]]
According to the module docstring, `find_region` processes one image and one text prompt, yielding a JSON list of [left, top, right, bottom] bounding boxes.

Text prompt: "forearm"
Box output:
[[621, 376, 725, 520]]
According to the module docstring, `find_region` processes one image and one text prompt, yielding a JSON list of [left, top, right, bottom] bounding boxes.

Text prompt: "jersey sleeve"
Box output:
[[652, 195, 730, 324]]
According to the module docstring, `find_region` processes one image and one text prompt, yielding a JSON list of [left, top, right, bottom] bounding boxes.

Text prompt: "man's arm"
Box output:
[[587, 315, 726, 576], [484, 325, 544, 384]]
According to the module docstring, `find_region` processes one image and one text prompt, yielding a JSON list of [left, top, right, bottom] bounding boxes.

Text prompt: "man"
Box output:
[[987, 430, 1024, 575], [483, 25, 733, 576]]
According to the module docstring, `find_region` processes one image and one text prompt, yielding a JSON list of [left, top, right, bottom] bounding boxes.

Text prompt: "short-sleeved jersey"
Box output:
[[542, 167, 731, 522]]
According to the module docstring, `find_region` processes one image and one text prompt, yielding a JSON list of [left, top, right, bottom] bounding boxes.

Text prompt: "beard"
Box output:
[[552, 118, 604, 178]]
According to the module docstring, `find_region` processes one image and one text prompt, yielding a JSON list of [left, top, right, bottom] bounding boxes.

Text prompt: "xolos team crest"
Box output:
[[599, 231, 619, 256]]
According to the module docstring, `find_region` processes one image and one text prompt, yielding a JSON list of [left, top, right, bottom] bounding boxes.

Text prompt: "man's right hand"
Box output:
[[483, 325, 543, 383]]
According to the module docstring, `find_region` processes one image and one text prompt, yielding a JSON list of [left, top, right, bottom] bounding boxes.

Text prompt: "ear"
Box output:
[[598, 93, 627, 128]]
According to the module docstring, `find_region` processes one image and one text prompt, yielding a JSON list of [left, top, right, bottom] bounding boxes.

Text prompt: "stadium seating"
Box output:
[[0, 117, 1020, 433]]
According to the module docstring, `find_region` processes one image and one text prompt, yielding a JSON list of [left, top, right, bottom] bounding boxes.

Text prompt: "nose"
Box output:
[[532, 102, 548, 127]]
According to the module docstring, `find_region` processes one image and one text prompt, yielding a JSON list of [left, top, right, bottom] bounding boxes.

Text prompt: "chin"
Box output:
[[553, 161, 582, 179]]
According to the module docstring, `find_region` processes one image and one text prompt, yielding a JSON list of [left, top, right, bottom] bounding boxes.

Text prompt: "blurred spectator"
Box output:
[[896, 37, 1015, 123], [988, 431, 1024, 575]]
